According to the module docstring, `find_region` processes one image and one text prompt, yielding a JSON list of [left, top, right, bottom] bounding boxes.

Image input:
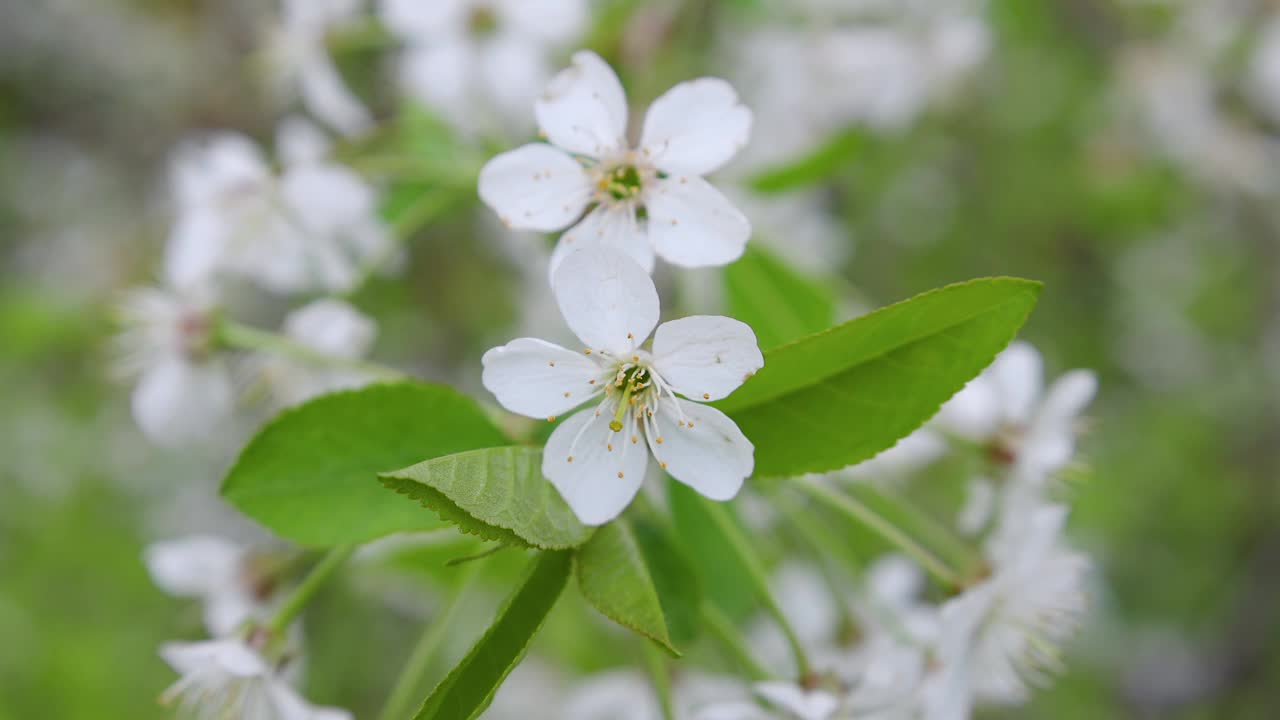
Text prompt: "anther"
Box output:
[[584, 349, 592, 355], [566, 456, 574, 462], [631, 435, 638, 444], [549, 361, 555, 367], [617, 472, 625, 478], [547, 416, 556, 422], [564, 392, 571, 398], [656, 436, 664, 444], [607, 443, 613, 451], [702, 393, 710, 399]]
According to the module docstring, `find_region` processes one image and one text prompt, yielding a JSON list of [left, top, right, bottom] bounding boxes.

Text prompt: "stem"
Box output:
[[642, 642, 675, 720], [701, 601, 770, 682], [866, 484, 985, 579], [268, 545, 355, 634], [797, 478, 963, 590], [377, 563, 484, 720], [217, 320, 405, 381], [701, 499, 811, 678], [774, 493, 861, 642]]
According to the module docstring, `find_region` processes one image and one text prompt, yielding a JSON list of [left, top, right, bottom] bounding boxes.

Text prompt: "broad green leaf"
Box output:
[[725, 244, 836, 350], [748, 128, 863, 193], [222, 383, 507, 546], [667, 480, 757, 620], [380, 446, 593, 550], [414, 551, 572, 720], [575, 519, 677, 656], [718, 278, 1041, 477], [632, 517, 704, 647]]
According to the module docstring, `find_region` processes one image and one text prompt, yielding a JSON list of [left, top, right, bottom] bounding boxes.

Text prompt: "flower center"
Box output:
[[608, 364, 654, 431], [468, 6, 499, 36], [598, 163, 646, 202]]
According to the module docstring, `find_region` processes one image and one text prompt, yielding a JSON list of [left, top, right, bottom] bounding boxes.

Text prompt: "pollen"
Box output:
[[567, 456, 574, 462], [617, 472, 625, 478], [702, 393, 710, 399], [660, 462, 667, 469], [549, 361, 555, 367], [547, 416, 556, 422], [632, 355, 640, 362], [584, 348, 592, 355], [589, 379, 596, 384], [564, 391, 571, 398], [631, 435, 638, 444], [656, 436, 664, 444], [607, 443, 614, 451], [626, 332, 634, 339], [687, 422, 695, 429]]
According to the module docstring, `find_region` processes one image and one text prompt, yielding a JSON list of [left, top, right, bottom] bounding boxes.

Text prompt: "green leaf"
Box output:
[[575, 519, 677, 656], [414, 551, 572, 720], [725, 244, 836, 350], [380, 446, 593, 550], [748, 128, 863, 193], [718, 277, 1041, 477], [667, 480, 758, 620], [221, 383, 508, 546], [631, 517, 704, 648]]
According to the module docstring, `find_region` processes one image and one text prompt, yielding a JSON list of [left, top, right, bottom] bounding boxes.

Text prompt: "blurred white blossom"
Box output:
[[268, 0, 373, 137]]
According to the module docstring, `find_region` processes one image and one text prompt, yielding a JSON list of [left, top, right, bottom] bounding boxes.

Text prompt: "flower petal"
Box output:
[[482, 338, 605, 418], [132, 358, 234, 447], [161, 639, 267, 678], [144, 536, 242, 598], [298, 57, 373, 138], [548, 205, 654, 279], [542, 408, 648, 525], [551, 247, 660, 354], [640, 77, 752, 176], [479, 143, 592, 232], [989, 341, 1043, 425], [283, 299, 377, 359], [649, 398, 752, 501], [645, 175, 751, 267], [535, 50, 628, 158], [651, 316, 762, 401]]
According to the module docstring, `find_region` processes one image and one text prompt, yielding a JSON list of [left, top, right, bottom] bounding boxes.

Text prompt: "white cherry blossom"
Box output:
[[160, 638, 351, 720], [478, 50, 753, 274], [925, 503, 1090, 717], [380, 0, 588, 136], [254, 299, 379, 408], [267, 0, 372, 137], [145, 536, 265, 636], [482, 248, 762, 525], [114, 280, 234, 447], [935, 341, 1097, 486], [167, 119, 393, 295]]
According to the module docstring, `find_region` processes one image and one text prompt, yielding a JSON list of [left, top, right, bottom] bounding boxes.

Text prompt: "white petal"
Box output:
[[170, 133, 269, 210], [379, 0, 466, 37], [934, 374, 1002, 440], [495, 0, 589, 44], [205, 595, 259, 637], [990, 341, 1044, 425], [161, 639, 267, 678], [640, 78, 752, 176], [645, 176, 750, 268], [283, 299, 376, 359], [132, 358, 234, 447], [276, 116, 332, 167], [535, 50, 628, 158], [479, 37, 549, 125], [397, 41, 474, 129], [650, 398, 751, 501], [165, 210, 226, 291], [479, 144, 592, 232], [651, 316, 762, 401], [542, 408, 647, 525], [144, 536, 242, 598], [551, 247, 660, 354], [548, 205, 654, 278], [482, 338, 605, 418], [1038, 369, 1097, 425], [754, 682, 840, 720], [298, 58, 373, 138]]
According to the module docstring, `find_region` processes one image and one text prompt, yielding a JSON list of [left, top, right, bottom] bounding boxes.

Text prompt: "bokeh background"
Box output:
[[3, 0, 1279, 718]]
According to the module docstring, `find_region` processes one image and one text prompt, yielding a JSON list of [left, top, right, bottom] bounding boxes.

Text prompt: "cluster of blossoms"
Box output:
[[122, 1, 1101, 717]]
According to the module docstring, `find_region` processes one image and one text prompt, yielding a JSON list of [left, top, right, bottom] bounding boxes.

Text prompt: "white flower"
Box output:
[[481, 247, 762, 525], [167, 119, 393, 295], [926, 504, 1090, 717], [254, 299, 379, 407], [380, 0, 588, 135], [145, 536, 264, 636], [160, 638, 351, 720], [268, 0, 372, 137], [560, 670, 662, 720], [935, 341, 1097, 485], [478, 50, 753, 275], [692, 682, 840, 720], [114, 282, 234, 447]]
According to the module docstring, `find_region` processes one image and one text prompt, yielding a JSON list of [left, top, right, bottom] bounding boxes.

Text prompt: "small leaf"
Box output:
[[725, 244, 835, 350], [718, 278, 1041, 477], [414, 551, 572, 720], [748, 128, 863, 193], [221, 383, 509, 546], [575, 519, 678, 656], [380, 446, 593, 550]]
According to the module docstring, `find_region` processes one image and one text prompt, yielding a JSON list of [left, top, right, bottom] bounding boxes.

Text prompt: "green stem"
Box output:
[[774, 493, 861, 642], [701, 601, 770, 682], [701, 499, 811, 678], [268, 545, 355, 634], [377, 563, 483, 720], [797, 478, 962, 590], [642, 642, 676, 720], [217, 320, 406, 381], [865, 484, 984, 578]]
